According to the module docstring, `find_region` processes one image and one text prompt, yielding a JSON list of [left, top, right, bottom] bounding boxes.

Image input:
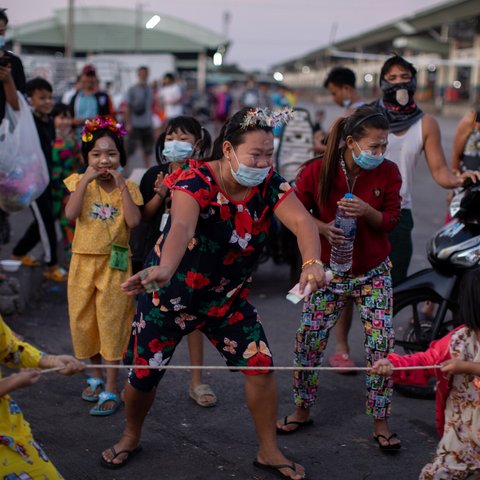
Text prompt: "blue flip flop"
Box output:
[[89, 391, 121, 416], [82, 377, 105, 402]]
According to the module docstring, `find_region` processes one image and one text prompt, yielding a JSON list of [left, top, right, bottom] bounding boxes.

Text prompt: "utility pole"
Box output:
[[135, 3, 143, 51], [65, 0, 74, 58]]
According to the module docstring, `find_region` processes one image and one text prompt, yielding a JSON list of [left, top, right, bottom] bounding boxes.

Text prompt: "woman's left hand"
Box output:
[[337, 195, 370, 218], [299, 263, 327, 295]]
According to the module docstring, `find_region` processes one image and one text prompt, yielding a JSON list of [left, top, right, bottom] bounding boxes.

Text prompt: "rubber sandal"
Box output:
[[253, 460, 306, 479], [89, 391, 121, 416], [100, 445, 142, 469], [189, 383, 217, 407], [328, 353, 357, 374], [43, 267, 67, 282], [373, 433, 402, 451], [82, 377, 105, 402], [276, 416, 314, 435], [12, 255, 40, 267]]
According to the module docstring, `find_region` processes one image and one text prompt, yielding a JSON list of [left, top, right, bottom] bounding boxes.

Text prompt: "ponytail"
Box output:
[[318, 117, 346, 206]]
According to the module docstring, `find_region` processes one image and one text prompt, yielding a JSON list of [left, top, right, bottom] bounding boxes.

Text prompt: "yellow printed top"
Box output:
[[0, 316, 43, 448], [64, 174, 143, 255]]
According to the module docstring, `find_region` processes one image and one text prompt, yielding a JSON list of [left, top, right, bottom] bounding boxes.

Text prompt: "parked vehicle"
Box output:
[[393, 180, 480, 396]]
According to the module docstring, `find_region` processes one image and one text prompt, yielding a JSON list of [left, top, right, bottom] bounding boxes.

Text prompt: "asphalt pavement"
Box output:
[[3, 106, 463, 479]]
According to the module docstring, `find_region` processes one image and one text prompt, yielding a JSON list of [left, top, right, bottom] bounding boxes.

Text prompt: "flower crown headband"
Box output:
[[240, 107, 294, 130], [81, 116, 127, 143]]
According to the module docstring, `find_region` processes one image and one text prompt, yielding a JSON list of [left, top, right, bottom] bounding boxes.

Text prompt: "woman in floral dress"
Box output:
[[101, 108, 326, 480]]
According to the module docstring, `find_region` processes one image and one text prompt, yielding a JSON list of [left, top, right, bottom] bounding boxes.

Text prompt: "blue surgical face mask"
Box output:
[[0, 36, 5, 49], [162, 140, 194, 163], [230, 148, 271, 187], [352, 141, 385, 170]]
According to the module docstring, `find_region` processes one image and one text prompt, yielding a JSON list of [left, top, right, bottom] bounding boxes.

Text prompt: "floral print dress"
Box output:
[[125, 163, 293, 390], [420, 327, 480, 480], [0, 317, 63, 479]]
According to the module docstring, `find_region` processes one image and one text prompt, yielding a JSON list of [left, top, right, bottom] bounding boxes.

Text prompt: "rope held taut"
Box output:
[[39, 364, 443, 374]]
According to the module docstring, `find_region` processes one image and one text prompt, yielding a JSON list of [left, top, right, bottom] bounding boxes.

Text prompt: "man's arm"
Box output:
[[423, 114, 460, 189]]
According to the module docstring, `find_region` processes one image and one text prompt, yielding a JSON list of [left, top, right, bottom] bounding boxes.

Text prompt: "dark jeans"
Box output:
[[388, 209, 414, 287], [13, 188, 58, 266]]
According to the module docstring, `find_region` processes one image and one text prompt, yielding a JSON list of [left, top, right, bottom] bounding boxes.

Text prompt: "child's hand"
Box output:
[[370, 359, 394, 376], [83, 165, 102, 183], [440, 359, 475, 375], [10, 369, 42, 389], [154, 172, 169, 198], [106, 168, 125, 189], [39, 354, 85, 376]]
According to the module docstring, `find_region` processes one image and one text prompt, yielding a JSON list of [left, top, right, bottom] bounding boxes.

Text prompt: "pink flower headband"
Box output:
[[81, 116, 127, 143]]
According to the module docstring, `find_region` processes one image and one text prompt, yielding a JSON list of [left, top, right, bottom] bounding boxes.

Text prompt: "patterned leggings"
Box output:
[[293, 260, 395, 419]]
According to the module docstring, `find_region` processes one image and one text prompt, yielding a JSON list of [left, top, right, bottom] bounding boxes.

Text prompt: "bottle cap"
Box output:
[[344, 193, 354, 199]]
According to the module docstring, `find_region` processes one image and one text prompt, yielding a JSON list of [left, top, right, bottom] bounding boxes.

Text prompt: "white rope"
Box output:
[[39, 363, 442, 374]]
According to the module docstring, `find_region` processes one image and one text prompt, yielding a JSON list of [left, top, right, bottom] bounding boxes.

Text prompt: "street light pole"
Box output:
[[65, 0, 74, 58]]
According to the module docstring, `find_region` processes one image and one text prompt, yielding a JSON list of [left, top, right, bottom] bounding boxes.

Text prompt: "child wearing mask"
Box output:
[[131, 115, 216, 408]]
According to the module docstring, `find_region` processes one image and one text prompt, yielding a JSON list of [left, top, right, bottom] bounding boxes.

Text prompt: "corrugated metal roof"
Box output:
[[7, 7, 229, 54]]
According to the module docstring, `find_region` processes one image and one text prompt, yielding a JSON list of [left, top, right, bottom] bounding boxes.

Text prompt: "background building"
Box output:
[[272, 0, 480, 109]]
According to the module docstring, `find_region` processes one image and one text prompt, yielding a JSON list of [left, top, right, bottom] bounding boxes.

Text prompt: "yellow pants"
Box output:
[[68, 253, 134, 361], [0, 438, 63, 479]]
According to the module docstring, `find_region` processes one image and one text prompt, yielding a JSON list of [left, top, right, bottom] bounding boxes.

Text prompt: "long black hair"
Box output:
[[209, 107, 273, 161], [317, 105, 389, 206], [81, 129, 127, 166], [155, 116, 212, 164], [457, 269, 480, 331]]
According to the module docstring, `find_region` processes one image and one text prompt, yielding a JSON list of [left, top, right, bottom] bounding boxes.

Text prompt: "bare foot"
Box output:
[[101, 434, 140, 466]]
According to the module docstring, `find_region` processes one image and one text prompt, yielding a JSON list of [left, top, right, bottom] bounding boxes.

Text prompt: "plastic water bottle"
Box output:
[[330, 193, 356, 273]]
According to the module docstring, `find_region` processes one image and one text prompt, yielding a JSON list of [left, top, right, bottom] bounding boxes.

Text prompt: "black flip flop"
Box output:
[[100, 445, 143, 469], [276, 416, 314, 435], [373, 433, 402, 451], [253, 460, 306, 479]]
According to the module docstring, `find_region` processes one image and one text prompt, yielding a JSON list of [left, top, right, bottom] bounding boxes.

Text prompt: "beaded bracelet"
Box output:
[[301, 258, 324, 271]]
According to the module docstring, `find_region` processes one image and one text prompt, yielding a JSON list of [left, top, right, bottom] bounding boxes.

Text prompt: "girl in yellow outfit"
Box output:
[[0, 316, 84, 479], [64, 117, 142, 416]]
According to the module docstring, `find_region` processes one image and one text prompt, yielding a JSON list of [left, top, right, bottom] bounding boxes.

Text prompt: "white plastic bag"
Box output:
[[0, 93, 49, 212]]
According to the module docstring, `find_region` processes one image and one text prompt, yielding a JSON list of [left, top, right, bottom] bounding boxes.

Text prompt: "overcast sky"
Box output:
[[4, 0, 446, 70]]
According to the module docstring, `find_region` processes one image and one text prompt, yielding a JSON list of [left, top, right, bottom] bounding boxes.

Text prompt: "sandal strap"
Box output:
[[97, 391, 120, 406], [86, 377, 105, 392]]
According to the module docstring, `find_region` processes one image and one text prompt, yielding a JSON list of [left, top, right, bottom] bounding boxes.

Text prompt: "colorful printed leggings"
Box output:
[[293, 260, 395, 419]]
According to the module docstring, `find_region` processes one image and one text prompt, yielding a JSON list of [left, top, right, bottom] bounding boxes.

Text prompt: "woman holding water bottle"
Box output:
[[277, 106, 404, 451]]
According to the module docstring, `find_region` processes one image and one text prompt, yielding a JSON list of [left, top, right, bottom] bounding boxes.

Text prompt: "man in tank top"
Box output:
[[373, 55, 479, 285]]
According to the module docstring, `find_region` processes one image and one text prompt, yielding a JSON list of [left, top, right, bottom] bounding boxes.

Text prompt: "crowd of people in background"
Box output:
[[1, 3, 480, 477]]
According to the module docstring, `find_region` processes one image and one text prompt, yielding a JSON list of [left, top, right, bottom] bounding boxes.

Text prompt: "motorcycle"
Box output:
[[392, 180, 480, 396]]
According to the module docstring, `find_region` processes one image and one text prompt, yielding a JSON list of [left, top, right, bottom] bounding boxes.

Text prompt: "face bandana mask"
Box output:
[[352, 141, 385, 170], [230, 148, 271, 187], [0, 36, 5, 49], [162, 140, 194, 163], [380, 78, 417, 109]]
